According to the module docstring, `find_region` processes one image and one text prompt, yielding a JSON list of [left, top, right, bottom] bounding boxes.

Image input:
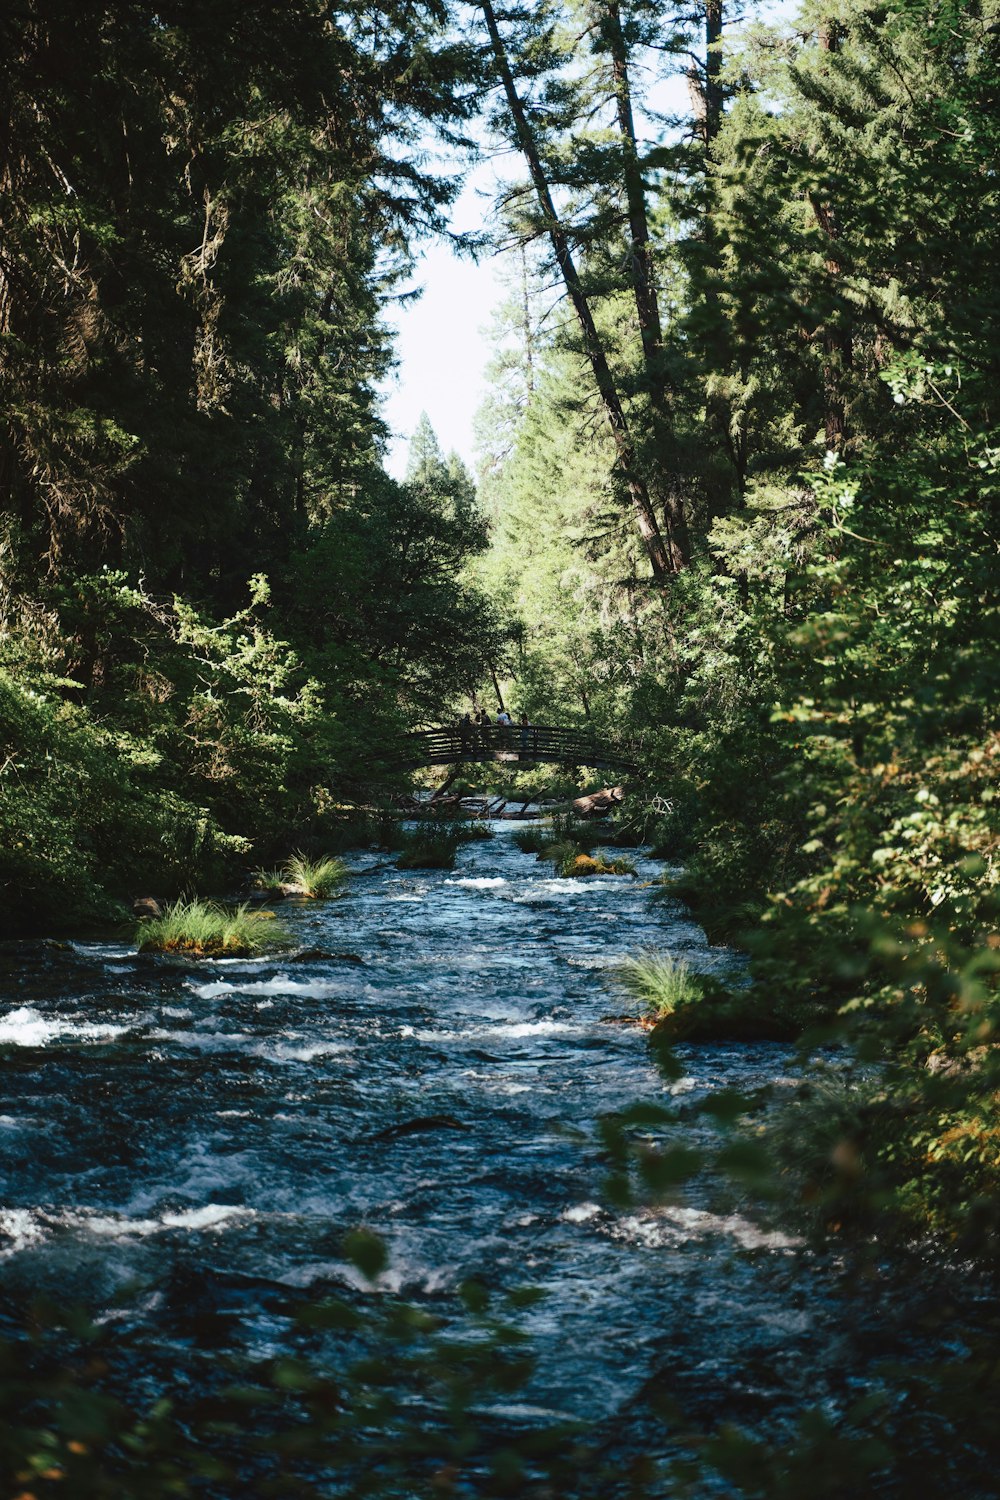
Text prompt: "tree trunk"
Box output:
[[601, 0, 689, 569], [480, 0, 673, 580], [705, 0, 724, 146], [813, 21, 852, 449]]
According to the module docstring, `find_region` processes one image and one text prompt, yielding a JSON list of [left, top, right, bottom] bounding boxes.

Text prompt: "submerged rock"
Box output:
[[290, 948, 365, 964]]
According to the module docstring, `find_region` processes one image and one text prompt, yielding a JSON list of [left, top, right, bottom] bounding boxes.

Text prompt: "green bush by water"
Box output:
[[136, 898, 290, 957], [395, 830, 460, 869], [512, 826, 550, 855]]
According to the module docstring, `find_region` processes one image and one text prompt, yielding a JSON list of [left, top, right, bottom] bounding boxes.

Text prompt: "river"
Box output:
[[0, 824, 993, 1494]]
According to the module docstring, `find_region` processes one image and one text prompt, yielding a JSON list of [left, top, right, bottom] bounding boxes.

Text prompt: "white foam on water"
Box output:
[[0, 1208, 45, 1254], [54, 1205, 253, 1239], [83, 1214, 162, 1237], [255, 1041, 348, 1063], [446, 877, 507, 889], [69, 942, 135, 961], [147, 1028, 349, 1063], [409, 1017, 577, 1043], [615, 1206, 800, 1253], [189, 976, 346, 1000], [496, 1019, 577, 1038], [0, 1005, 128, 1047], [147, 1027, 253, 1050], [161, 1204, 247, 1231], [563, 1202, 602, 1223], [476, 1402, 579, 1423]]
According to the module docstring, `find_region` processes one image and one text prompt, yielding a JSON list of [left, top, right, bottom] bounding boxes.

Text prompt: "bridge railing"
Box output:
[[392, 723, 636, 773]]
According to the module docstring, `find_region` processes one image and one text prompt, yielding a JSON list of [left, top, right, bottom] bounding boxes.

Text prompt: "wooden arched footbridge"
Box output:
[[393, 723, 638, 775]]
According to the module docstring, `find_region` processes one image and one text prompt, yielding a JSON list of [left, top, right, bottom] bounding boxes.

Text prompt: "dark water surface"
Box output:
[[0, 827, 990, 1490]]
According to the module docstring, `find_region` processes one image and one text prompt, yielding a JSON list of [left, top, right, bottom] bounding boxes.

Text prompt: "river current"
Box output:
[[0, 825, 991, 1492]]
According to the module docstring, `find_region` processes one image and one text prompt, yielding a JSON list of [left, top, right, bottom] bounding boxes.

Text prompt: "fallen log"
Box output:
[[571, 786, 623, 819]]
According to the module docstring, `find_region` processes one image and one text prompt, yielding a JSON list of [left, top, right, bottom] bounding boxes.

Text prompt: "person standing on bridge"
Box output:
[[458, 713, 473, 755], [519, 713, 533, 757], [476, 706, 491, 752]]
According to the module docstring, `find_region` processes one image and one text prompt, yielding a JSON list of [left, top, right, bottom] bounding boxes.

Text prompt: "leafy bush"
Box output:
[[395, 830, 460, 869], [0, 671, 246, 934], [512, 825, 550, 854]]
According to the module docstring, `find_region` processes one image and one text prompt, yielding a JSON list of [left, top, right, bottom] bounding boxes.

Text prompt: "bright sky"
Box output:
[[379, 2, 793, 480], [381, 162, 506, 479]]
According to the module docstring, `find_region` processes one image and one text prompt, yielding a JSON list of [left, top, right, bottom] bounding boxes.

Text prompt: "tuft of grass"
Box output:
[[551, 844, 636, 878], [283, 852, 347, 898], [613, 951, 705, 1017], [395, 830, 460, 870], [137, 898, 291, 957]]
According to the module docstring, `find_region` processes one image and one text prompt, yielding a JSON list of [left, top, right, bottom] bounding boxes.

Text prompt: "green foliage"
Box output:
[[136, 899, 290, 957], [512, 825, 550, 854], [395, 829, 461, 870], [474, 0, 1000, 1261], [0, 670, 245, 934]]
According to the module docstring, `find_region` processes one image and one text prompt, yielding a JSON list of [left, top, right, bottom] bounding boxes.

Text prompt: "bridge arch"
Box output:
[[394, 724, 638, 775]]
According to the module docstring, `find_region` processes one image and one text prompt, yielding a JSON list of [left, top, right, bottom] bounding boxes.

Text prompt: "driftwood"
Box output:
[[571, 786, 623, 819]]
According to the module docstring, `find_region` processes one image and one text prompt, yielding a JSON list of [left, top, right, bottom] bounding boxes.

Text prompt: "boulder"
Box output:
[[132, 897, 162, 920]]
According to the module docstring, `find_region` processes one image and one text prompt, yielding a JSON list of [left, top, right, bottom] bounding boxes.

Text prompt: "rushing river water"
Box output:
[[0, 825, 995, 1493]]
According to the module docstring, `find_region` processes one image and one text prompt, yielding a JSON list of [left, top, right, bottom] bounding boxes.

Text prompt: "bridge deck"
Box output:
[[394, 724, 638, 774]]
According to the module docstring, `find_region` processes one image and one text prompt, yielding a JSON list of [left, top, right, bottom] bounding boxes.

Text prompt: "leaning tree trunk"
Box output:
[[601, 0, 689, 569], [480, 0, 673, 580], [812, 20, 853, 450]]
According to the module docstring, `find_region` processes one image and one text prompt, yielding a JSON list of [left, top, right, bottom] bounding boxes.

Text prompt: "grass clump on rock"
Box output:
[[550, 843, 636, 878], [613, 950, 800, 1041], [615, 952, 705, 1020], [137, 898, 290, 957], [283, 852, 347, 897], [512, 821, 634, 876], [253, 852, 347, 899]]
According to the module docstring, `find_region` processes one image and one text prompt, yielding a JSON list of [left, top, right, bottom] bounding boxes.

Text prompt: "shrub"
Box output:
[[0, 671, 246, 934], [512, 826, 550, 855], [136, 898, 290, 956], [395, 830, 460, 870], [454, 820, 494, 842], [548, 813, 602, 851]]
